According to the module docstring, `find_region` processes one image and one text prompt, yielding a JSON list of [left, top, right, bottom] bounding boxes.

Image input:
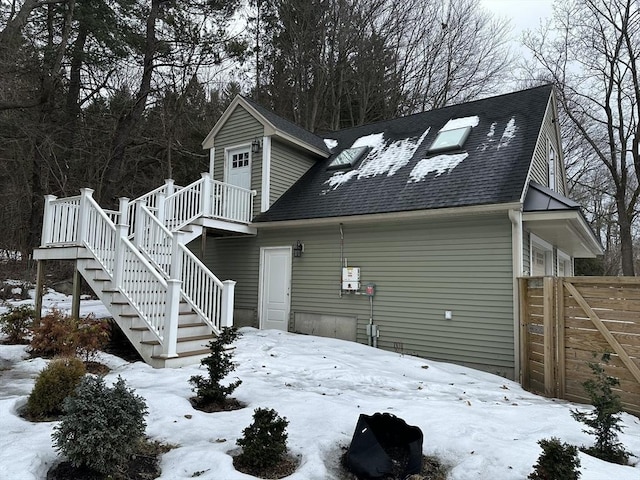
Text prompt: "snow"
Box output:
[[324, 130, 430, 191], [1, 288, 640, 479], [487, 122, 497, 137], [409, 153, 469, 181], [498, 117, 518, 149], [440, 116, 480, 132], [324, 139, 338, 150]]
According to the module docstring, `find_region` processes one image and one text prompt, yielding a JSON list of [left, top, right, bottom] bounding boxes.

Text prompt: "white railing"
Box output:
[[134, 205, 173, 278], [42, 195, 81, 245], [40, 175, 240, 360], [210, 178, 255, 224]]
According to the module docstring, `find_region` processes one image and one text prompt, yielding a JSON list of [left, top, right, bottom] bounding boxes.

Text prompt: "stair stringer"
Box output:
[[76, 251, 214, 368]]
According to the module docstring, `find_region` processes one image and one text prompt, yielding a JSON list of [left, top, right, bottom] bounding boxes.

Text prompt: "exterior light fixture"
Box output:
[[293, 240, 304, 257], [251, 138, 261, 153]]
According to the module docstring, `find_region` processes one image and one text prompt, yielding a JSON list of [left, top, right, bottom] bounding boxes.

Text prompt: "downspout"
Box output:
[[509, 209, 523, 382], [339, 223, 344, 298]]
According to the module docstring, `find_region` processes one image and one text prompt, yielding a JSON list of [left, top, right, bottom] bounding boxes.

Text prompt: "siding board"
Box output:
[[202, 213, 515, 378], [269, 139, 316, 206]]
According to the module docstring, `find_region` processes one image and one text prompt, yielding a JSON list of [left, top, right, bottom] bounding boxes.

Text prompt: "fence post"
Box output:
[[518, 278, 530, 388], [543, 276, 557, 397], [41, 195, 57, 245], [77, 188, 94, 245], [221, 280, 236, 328], [555, 277, 566, 399], [113, 197, 129, 289], [201, 172, 212, 216]]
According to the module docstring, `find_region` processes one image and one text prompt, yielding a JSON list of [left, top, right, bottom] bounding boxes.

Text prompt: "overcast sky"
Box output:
[[480, 0, 554, 40]]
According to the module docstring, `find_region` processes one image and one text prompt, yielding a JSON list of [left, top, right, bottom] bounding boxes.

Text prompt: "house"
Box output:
[[34, 84, 602, 379]]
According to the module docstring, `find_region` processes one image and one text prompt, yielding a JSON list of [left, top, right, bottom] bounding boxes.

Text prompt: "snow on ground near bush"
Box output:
[[1, 288, 639, 479]]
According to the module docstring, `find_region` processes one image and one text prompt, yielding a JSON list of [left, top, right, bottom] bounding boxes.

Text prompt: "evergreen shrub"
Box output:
[[236, 407, 289, 472], [528, 437, 581, 480], [0, 304, 35, 343], [52, 376, 148, 475]]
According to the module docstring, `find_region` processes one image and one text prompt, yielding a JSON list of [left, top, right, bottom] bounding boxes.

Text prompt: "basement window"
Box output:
[[327, 146, 369, 170], [428, 126, 472, 154]]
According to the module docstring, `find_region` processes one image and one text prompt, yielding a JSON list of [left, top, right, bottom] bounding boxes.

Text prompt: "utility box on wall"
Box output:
[[342, 267, 361, 291]]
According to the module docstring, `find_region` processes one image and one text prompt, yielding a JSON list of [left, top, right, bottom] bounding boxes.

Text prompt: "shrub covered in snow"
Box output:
[[52, 376, 147, 475]]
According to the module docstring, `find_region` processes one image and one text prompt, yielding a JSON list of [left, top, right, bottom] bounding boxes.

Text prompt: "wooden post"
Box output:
[[518, 278, 530, 389], [543, 276, 557, 397], [221, 280, 236, 328], [556, 278, 566, 399], [72, 267, 81, 319], [34, 260, 46, 325]]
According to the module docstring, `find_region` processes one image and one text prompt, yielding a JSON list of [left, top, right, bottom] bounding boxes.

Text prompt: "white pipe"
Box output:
[[509, 209, 523, 381]]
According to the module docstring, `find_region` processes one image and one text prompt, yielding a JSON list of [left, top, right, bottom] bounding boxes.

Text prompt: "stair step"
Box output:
[[84, 266, 102, 271], [141, 333, 214, 346], [130, 321, 206, 332], [102, 288, 119, 293], [151, 347, 210, 360]]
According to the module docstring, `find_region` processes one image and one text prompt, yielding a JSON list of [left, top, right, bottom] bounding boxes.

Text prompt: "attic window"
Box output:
[[327, 146, 368, 170], [428, 126, 472, 154]]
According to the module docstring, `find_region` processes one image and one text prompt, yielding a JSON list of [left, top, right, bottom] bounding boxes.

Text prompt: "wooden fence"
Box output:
[[519, 276, 640, 416]]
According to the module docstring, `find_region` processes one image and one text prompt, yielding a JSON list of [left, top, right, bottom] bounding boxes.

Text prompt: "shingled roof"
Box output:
[[254, 84, 554, 223]]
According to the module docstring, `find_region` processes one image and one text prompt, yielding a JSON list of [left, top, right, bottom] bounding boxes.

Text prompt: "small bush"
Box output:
[[528, 437, 581, 480], [0, 304, 35, 343], [571, 354, 630, 465], [30, 309, 109, 359], [236, 408, 289, 473], [25, 357, 86, 420], [189, 327, 241, 405], [52, 375, 148, 475]]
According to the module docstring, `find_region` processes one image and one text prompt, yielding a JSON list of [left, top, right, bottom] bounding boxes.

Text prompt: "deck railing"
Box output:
[[40, 178, 240, 357]]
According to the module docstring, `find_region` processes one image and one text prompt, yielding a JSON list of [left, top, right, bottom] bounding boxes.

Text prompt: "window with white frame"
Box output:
[[530, 234, 553, 276], [548, 141, 557, 191], [557, 250, 572, 277]]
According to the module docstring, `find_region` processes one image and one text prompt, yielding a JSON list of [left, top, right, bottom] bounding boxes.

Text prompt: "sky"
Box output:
[[1, 285, 640, 479], [480, 0, 555, 40]]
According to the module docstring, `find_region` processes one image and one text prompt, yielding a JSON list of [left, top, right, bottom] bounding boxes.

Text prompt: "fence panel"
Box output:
[[520, 276, 640, 416]]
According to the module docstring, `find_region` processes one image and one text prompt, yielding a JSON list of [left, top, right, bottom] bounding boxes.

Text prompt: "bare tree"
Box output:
[[523, 0, 640, 275]]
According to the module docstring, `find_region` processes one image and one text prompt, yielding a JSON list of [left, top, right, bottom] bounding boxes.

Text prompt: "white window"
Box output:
[[429, 126, 472, 153], [548, 141, 557, 190], [231, 150, 250, 169], [530, 234, 553, 276], [557, 250, 572, 277]]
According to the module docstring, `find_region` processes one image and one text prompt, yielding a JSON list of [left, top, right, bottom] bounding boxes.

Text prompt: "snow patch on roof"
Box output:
[[322, 129, 429, 191], [441, 116, 479, 132], [409, 152, 468, 182], [498, 118, 517, 149], [487, 122, 496, 137], [324, 138, 338, 150]]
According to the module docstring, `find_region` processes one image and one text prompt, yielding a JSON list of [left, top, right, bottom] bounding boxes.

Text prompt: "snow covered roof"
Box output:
[[255, 85, 553, 222]]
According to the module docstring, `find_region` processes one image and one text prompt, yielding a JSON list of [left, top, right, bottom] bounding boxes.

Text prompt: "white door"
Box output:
[[259, 247, 292, 331], [225, 147, 251, 218]]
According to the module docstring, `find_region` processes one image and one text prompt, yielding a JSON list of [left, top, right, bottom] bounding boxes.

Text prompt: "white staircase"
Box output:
[[35, 173, 256, 368]]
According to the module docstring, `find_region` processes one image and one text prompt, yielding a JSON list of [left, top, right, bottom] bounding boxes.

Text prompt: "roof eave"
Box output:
[[253, 202, 521, 228]]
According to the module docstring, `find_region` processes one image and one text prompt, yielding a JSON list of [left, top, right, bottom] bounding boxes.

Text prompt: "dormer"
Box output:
[[202, 96, 330, 217]]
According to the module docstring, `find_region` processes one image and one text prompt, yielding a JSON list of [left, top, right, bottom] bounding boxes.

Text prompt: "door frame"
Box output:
[[224, 143, 252, 188], [258, 246, 293, 331]]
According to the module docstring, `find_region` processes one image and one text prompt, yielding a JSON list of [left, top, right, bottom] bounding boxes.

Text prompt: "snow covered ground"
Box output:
[[1, 287, 639, 480]]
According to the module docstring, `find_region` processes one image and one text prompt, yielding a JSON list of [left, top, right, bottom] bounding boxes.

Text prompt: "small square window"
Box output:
[[428, 126, 472, 153], [327, 146, 369, 170]]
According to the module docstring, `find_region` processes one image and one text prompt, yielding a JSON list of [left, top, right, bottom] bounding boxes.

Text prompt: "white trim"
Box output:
[[508, 209, 523, 383], [261, 136, 271, 212], [258, 246, 292, 331], [548, 139, 557, 191], [208, 147, 215, 176]]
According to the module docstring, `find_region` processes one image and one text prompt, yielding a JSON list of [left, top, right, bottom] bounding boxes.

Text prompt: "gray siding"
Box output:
[[530, 99, 566, 195], [213, 106, 265, 215], [269, 139, 316, 206], [202, 214, 516, 378]]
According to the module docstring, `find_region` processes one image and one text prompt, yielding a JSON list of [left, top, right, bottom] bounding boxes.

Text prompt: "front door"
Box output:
[[259, 247, 292, 331], [225, 147, 251, 219]]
